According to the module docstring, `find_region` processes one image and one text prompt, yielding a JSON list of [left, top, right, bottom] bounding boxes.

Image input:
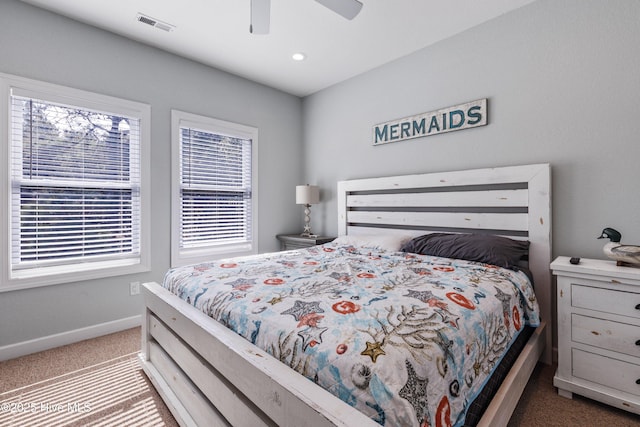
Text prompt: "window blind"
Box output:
[[10, 95, 141, 269], [180, 127, 252, 249]]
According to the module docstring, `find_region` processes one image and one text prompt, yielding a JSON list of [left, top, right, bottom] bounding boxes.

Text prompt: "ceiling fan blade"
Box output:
[[314, 0, 363, 20], [250, 0, 270, 34]]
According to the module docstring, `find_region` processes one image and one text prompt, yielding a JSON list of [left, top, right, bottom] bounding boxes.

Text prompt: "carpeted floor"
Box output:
[[1, 327, 638, 426], [508, 362, 640, 426], [0, 328, 177, 427]]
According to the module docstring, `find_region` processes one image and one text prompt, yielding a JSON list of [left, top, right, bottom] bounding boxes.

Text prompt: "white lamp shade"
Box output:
[[296, 185, 320, 205]]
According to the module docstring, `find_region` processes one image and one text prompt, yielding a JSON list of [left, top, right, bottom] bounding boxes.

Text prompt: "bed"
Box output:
[[140, 163, 552, 427]]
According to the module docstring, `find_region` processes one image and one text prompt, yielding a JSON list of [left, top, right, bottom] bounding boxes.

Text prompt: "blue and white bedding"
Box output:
[[162, 241, 540, 427]]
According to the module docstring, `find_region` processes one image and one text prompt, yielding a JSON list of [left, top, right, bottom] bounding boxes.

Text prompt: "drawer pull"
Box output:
[[637, 379, 640, 385], [637, 340, 640, 346], [636, 304, 640, 310]]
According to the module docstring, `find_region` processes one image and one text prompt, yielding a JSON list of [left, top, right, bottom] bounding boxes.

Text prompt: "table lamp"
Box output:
[[296, 184, 319, 237]]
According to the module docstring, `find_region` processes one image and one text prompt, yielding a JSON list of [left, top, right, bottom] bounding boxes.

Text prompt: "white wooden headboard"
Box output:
[[337, 163, 552, 364]]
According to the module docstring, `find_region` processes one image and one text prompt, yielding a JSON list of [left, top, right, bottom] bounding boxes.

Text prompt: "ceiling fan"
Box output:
[[250, 0, 363, 34]]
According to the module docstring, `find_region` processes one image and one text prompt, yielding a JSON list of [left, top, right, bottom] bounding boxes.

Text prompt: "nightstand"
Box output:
[[551, 256, 640, 415], [276, 234, 335, 251]]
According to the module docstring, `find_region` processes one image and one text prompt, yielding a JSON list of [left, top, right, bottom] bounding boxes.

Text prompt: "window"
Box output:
[[171, 110, 257, 266], [0, 73, 150, 290]]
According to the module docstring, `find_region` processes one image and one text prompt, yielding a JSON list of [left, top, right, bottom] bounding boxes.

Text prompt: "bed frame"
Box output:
[[140, 163, 552, 427]]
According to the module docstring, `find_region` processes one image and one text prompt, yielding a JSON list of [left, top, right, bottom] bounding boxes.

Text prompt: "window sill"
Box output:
[[2, 258, 150, 292]]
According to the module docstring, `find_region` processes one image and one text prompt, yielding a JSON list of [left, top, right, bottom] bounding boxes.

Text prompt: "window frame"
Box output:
[[0, 73, 151, 291], [171, 110, 258, 267]]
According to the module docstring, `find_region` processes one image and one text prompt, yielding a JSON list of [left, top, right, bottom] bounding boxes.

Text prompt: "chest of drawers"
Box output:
[[551, 256, 640, 414]]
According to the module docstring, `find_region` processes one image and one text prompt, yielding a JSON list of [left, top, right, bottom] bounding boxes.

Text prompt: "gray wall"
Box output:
[[0, 0, 303, 346], [303, 0, 640, 263]]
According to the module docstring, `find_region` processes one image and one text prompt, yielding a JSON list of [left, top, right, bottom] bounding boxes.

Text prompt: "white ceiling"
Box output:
[[21, 0, 536, 97]]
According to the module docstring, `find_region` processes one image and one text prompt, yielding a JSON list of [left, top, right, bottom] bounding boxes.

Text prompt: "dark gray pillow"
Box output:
[[400, 233, 529, 269]]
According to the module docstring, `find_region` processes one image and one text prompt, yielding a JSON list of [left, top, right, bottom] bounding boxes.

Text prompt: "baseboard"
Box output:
[[0, 315, 142, 362]]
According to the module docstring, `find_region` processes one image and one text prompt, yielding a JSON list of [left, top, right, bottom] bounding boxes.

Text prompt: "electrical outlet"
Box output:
[[130, 281, 140, 296]]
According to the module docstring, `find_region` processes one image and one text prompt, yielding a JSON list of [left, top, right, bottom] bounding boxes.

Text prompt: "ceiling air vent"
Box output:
[[136, 13, 175, 32]]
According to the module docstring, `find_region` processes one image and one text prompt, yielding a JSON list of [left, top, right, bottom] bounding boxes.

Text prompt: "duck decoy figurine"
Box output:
[[598, 227, 640, 267]]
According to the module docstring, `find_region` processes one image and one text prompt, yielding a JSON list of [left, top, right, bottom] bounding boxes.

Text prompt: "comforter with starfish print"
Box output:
[[162, 241, 540, 427]]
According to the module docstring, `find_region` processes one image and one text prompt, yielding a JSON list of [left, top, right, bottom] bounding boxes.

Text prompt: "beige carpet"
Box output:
[[508, 363, 639, 426], [1, 327, 638, 426], [0, 328, 177, 427]]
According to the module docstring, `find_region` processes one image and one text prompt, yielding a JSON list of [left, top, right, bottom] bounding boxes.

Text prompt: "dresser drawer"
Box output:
[[572, 284, 640, 319], [572, 314, 640, 358], [573, 349, 640, 397]]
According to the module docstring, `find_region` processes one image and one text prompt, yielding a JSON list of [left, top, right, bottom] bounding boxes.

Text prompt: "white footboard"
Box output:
[[140, 281, 378, 427], [141, 281, 545, 427]]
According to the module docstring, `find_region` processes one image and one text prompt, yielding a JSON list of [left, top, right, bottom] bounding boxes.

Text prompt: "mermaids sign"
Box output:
[[373, 99, 487, 146]]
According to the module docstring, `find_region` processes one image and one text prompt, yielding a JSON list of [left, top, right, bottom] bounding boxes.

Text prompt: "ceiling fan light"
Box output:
[[314, 0, 363, 20]]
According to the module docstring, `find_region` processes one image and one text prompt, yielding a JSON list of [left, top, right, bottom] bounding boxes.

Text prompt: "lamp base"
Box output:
[[300, 204, 315, 237]]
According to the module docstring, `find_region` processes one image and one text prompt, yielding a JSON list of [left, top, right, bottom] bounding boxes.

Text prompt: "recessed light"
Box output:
[[292, 52, 306, 61]]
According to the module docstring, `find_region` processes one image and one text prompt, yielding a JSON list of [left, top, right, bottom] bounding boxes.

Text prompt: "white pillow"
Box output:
[[333, 234, 413, 252]]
